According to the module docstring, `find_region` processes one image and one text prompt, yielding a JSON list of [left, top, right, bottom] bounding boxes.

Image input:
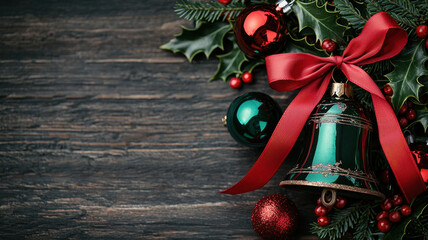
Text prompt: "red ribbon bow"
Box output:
[[222, 12, 426, 202]]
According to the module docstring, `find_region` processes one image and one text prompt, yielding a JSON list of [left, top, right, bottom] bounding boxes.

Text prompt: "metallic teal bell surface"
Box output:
[[226, 92, 282, 148], [280, 83, 384, 200]]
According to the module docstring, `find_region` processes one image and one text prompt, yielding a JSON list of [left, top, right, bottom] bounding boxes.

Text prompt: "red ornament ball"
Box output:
[[317, 216, 330, 226], [322, 39, 337, 53], [314, 205, 327, 216], [383, 84, 393, 96], [234, 4, 287, 58], [378, 219, 391, 233], [251, 194, 298, 240], [218, 0, 232, 5], [242, 72, 253, 83], [401, 205, 412, 216], [229, 77, 242, 89], [416, 25, 428, 39], [389, 210, 401, 223]]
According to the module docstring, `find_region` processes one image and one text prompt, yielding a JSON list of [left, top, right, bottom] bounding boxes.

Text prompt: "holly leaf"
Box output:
[[210, 34, 248, 81], [292, 0, 348, 44], [384, 194, 428, 240], [160, 21, 232, 62], [386, 39, 428, 112], [241, 58, 264, 73], [284, 35, 328, 57]]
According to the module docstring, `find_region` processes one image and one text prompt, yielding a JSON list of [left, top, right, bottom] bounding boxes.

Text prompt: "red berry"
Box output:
[[317, 216, 330, 226], [218, 0, 232, 5], [384, 85, 393, 96], [392, 194, 404, 206], [416, 25, 428, 39], [406, 109, 417, 121], [378, 219, 391, 233], [399, 104, 408, 115], [401, 205, 412, 216], [426, 38, 428, 50], [242, 72, 253, 84], [322, 39, 337, 53], [389, 210, 401, 222], [381, 198, 393, 211], [229, 77, 242, 89], [399, 117, 408, 128], [326, 206, 333, 212], [335, 196, 347, 209], [380, 169, 390, 184], [317, 197, 322, 206], [314, 205, 328, 216], [376, 211, 389, 221]]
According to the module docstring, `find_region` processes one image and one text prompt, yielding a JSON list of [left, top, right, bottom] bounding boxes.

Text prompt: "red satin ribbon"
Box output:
[[221, 12, 426, 202]]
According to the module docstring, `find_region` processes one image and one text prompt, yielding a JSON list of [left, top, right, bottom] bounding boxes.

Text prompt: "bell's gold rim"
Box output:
[[279, 180, 385, 199]]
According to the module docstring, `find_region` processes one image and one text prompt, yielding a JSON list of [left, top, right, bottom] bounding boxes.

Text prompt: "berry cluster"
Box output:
[[229, 72, 253, 89], [376, 195, 412, 233], [314, 196, 347, 226], [416, 24, 428, 50], [383, 84, 417, 128]]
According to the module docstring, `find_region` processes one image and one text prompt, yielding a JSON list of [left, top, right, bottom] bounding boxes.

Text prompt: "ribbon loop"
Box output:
[[221, 12, 426, 202]]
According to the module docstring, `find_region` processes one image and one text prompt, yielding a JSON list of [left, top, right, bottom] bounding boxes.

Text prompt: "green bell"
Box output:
[[280, 83, 384, 205]]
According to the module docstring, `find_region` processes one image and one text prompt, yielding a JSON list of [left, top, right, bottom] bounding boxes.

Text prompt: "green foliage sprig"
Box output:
[[174, 0, 245, 22]]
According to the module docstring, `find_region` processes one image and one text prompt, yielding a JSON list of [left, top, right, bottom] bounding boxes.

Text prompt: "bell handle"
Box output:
[[321, 188, 337, 207]]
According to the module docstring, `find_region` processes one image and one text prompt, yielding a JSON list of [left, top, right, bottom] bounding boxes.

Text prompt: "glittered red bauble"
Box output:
[[251, 194, 298, 240], [234, 5, 287, 58]]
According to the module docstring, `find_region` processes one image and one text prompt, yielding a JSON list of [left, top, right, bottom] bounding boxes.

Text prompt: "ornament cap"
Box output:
[[276, 0, 295, 14], [330, 82, 353, 98]]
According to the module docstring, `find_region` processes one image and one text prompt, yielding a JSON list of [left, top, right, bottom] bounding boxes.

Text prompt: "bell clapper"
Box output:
[[321, 188, 337, 207]]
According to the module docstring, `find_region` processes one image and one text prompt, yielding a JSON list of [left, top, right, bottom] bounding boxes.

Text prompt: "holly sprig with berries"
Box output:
[[161, 0, 428, 239]]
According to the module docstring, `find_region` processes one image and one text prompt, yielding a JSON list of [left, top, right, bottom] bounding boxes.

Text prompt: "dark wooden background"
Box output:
[[0, 1, 319, 239]]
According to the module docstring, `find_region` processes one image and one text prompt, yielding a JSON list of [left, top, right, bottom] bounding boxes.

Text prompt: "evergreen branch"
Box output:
[[174, 0, 246, 22], [335, 0, 367, 32], [353, 206, 376, 240], [310, 202, 369, 240]]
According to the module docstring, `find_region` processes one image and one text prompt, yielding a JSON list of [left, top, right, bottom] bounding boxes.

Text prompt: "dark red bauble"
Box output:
[[389, 210, 401, 223], [229, 77, 242, 89], [234, 5, 287, 58], [242, 72, 253, 83], [401, 205, 412, 216], [251, 194, 298, 240], [378, 219, 391, 233], [416, 25, 428, 39], [314, 205, 327, 216]]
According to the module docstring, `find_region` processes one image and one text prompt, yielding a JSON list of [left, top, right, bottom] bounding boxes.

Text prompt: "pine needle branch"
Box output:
[[174, 0, 246, 22], [335, 0, 368, 32]]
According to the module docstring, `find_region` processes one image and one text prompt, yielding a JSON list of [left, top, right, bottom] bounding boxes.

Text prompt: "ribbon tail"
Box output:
[[341, 64, 426, 202], [221, 75, 331, 194]]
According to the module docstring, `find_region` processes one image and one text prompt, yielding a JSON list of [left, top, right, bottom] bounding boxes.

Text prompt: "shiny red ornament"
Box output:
[[251, 194, 298, 240], [234, 4, 287, 58], [218, 0, 232, 5], [229, 77, 242, 89]]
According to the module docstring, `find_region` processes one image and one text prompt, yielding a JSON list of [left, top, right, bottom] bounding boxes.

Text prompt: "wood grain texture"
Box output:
[[0, 1, 319, 239]]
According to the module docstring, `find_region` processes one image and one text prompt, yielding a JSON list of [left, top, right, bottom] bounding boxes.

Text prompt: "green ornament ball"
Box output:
[[226, 92, 282, 148]]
